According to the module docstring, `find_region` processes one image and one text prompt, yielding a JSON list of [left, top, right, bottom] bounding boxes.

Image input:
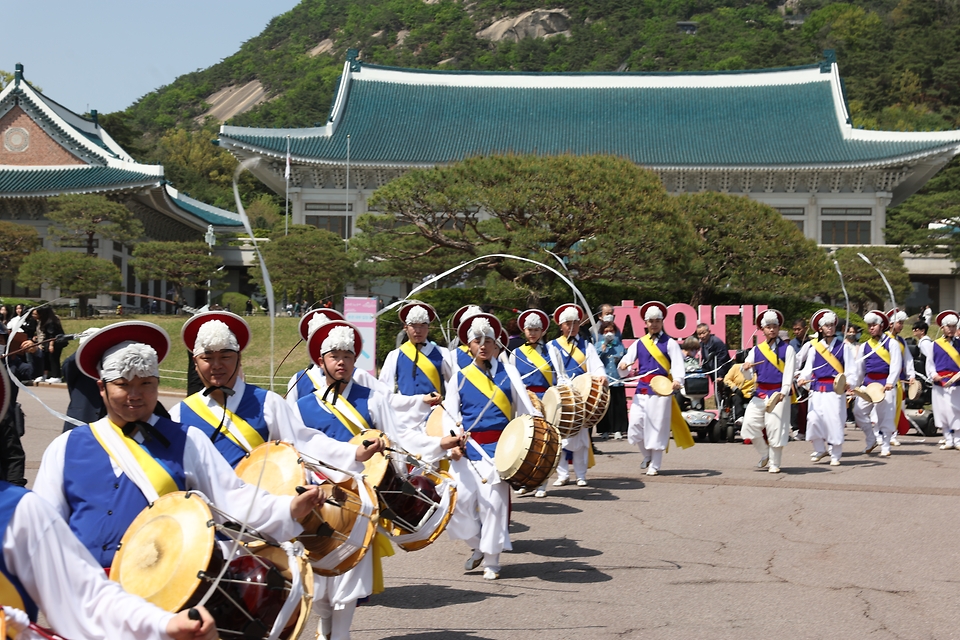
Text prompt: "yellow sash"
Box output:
[[182, 393, 265, 452], [519, 344, 553, 385], [371, 532, 395, 594], [318, 392, 372, 436], [866, 338, 891, 365], [399, 341, 442, 393], [758, 340, 784, 372], [462, 364, 513, 420], [306, 367, 326, 392], [560, 338, 586, 366], [0, 575, 24, 612], [670, 397, 695, 449], [935, 337, 960, 369], [90, 419, 180, 498], [641, 335, 672, 375], [813, 339, 844, 375]]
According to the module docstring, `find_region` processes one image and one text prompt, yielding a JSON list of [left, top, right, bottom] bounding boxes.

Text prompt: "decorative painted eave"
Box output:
[[0, 164, 163, 198], [163, 184, 244, 228], [219, 58, 960, 171]]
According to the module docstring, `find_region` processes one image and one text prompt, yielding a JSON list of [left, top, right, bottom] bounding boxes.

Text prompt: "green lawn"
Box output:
[[60, 314, 312, 393]]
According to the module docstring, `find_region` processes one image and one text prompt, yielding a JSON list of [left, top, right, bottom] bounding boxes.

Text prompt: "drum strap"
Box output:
[[866, 338, 891, 366], [462, 364, 513, 420], [640, 335, 671, 376], [813, 339, 843, 374], [758, 340, 785, 373], [519, 345, 553, 386], [182, 394, 265, 453], [400, 341, 442, 393], [319, 393, 371, 436], [89, 418, 180, 503], [935, 337, 960, 369], [562, 339, 587, 366]]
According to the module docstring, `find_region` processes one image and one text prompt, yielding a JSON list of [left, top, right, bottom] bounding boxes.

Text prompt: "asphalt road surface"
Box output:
[[18, 386, 957, 639]]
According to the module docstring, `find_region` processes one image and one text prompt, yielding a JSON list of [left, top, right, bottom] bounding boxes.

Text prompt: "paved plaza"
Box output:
[[18, 386, 957, 639]]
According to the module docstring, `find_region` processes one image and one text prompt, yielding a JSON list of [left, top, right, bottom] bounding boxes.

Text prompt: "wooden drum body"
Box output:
[[494, 415, 562, 490], [572, 373, 610, 429], [542, 385, 585, 439]]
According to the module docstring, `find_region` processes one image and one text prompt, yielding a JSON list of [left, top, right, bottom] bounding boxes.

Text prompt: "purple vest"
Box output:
[[752, 340, 788, 385], [933, 338, 960, 374], [812, 338, 844, 377], [862, 338, 892, 376], [636, 333, 670, 394]]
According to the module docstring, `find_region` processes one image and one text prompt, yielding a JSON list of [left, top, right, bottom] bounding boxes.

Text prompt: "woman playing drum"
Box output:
[[442, 313, 537, 581]]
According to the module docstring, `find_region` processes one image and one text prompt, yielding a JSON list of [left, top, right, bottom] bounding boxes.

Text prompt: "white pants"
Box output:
[[806, 390, 845, 460], [447, 456, 511, 566], [853, 390, 895, 452], [931, 384, 960, 445], [556, 446, 588, 481], [313, 599, 357, 640], [742, 394, 789, 467], [627, 392, 672, 470]]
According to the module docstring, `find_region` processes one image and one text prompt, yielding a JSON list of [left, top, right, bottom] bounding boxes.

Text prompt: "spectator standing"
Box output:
[[923, 305, 933, 326], [0, 324, 27, 486], [33, 307, 65, 383], [0, 304, 13, 326], [61, 328, 106, 432], [789, 317, 811, 439], [594, 320, 627, 439], [245, 298, 254, 316]]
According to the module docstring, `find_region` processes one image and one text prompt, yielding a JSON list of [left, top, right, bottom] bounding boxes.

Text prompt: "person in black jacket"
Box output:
[[61, 329, 106, 432], [695, 323, 732, 382]]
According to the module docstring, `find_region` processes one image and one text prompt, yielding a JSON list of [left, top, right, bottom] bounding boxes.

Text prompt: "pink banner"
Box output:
[[343, 297, 378, 376], [614, 300, 767, 350]]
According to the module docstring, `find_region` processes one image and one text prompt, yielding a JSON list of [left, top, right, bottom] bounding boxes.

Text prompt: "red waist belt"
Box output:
[[938, 370, 958, 378], [639, 374, 659, 383], [470, 430, 503, 445], [637, 373, 663, 395], [526, 385, 547, 393], [757, 382, 780, 390], [865, 372, 887, 380]]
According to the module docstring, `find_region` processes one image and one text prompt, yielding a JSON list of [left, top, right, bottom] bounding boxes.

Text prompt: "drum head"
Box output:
[[494, 415, 534, 478], [111, 491, 214, 612], [348, 430, 392, 486], [425, 406, 445, 438], [650, 375, 674, 397], [541, 387, 563, 428], [572, 374, 594, 403], [907, 378, 921, 400], [764, 391, 784, 413], [833, 373, 847, 395], [866, 382, 886, 403], [235, 441, 305, 496]]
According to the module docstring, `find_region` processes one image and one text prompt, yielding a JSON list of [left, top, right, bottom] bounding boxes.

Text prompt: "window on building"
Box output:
[[821, 208, 871, 216], [113, 241, 124, 253], [305, 202, 353, 212], [792, 220, 804, 233], [822, 220, 870, 244], [306, 215, 350, 238], [777, 208, 804, 216]]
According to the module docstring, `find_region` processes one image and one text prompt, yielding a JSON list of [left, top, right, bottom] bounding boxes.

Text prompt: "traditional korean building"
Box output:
[[0, 63, 244, 309], [218, 51, 960, 309]]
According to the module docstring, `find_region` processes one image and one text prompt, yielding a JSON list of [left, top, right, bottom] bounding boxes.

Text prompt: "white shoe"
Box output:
[[516, 487, 528, 496], [534, 489, 546, 498], [829, 459, 841, 466], [552, 478, 567, 487], [863, 442, 879, 454], [576, 479, 587, 487], [768, 465, 782, 474], [757, 457, 769, 469], [613, 432, 623, 440], [940, 443, 954, 450], [645, 467, 659, 476], [33, 376, 44, 383], [811, 451, 828, 462], [640, 458, 651, 470], [464, 551, 483, 571], [890, 437, 901, 446], [483, 568, 499, 580], [878, 450, 891, 457], [46, 377, 61, 383]]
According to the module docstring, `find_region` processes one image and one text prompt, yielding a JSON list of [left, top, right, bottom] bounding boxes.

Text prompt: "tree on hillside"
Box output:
[[354, 154, 699, 304], [0, 222, 41, 277], [17, 252, 121, 302], [131, 241, 224, 307], [886, 157, 960, 263], [676, 192, 832, 306], [249, 225, 352, 305], [45, 194, 144, 255], [831, 247, 912, 314]]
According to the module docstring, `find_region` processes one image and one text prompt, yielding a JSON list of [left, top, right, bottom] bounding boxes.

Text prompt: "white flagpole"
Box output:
[[284, 135, 291, 236], [345, 134, 351, 225]]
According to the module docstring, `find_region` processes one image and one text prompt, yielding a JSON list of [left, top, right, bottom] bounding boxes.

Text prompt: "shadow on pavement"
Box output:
[[662, 468, 722, 478], [377, 631, 497, 640], [510, 501, 583, 515], [510, 537, 602, 558], [503, 559, 613, 583], [373, 583, 515, 610]]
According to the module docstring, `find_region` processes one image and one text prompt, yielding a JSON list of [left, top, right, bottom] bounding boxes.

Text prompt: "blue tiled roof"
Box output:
[[221, 64, 960, 167], [0, 166, 160, 196], [167, 188, 243, 227]]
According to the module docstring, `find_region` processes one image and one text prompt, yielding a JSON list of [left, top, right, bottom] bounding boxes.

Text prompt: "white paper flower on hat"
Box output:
[[894, 310, 908, 322], [760, 310, 780, 328], [321, 325, 356, 354], [819, 311, 837, 327], [524, 314, 543, 330], [100, 341, 159, 381], [942, 314, 959, 326], [467, 317, 495, 342], [193, 319, 240, 356], [405, 305, 430, 325], [864, 312, 883, 325], [558, 307, 580, 324], [460, 305, 482, 324], [644, 306, 664, 321], [307, 313, 331, 337], [77, 327, 100, 346]]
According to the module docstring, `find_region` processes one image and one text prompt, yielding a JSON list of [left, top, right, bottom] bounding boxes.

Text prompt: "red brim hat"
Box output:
[[499, 327, 509, 346], [553, 303, 584, 325], [864, 310, 890, 331], [810, 309, 835, 331], [398, 300, 438, 325], [755, 309, 785, 329], [937, 310, 960, 326], [452, 304, 482, 329], [76, 321, 171, 380], [299, 308, 344, 341], [181, 311, 251, 353], [308, 320, 363, 364], [457, 312, 503, 345], [518, 309, 549, 332], [639, 301, 668, 323], [885, 308, 899, 321]]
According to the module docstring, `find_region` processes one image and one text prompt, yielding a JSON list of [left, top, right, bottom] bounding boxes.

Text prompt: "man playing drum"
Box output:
[[797, 310, 853, 466], [617, 301, 686, 476], [739, 309, 796, 474], [443, 313, 537, 581], [928, 310, 960, 450], [378, 301, 450, 427], [509, 309, 555, 498], [886, 308, 916, 446], [851, 311, 902, 457], [293, 318, 464, 640], [546, 304, 604, 487], [33, 321, 323, 570]]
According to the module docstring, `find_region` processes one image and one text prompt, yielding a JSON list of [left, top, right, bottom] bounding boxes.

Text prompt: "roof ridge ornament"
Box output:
[[820, 49, 836, 74], [14, 63, 22, 87], [347, 48, 361, 72]]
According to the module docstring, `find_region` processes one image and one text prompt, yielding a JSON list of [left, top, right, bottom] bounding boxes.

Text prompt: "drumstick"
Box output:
[[188, 609, 201, 621], [452, 429, 487, 484]]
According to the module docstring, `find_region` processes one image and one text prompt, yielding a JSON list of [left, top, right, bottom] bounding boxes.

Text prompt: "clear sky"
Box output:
[[0, 0, 302, 114]]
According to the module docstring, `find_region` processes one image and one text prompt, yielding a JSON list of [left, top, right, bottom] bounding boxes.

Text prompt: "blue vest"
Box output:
[[297, 384, 373, 443], [513, 343, 553, 395], [862, 338, 892, 377], [178, 384, 270, 468], [0, 481, 37, 621], [456, 346, 472, 369], [753, 340, 789, 385], [549, 336, 589, 378], [933, 338, 960, 374], [395, 343, 444, 395], [811, 337, 844, 392], [635, 333, 671, 394], [63, 420, 187, 567], [458, 365, 513, 461], [291, 365, 321, 400]]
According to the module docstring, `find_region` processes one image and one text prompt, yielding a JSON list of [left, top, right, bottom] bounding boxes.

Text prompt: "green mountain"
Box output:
[[115, 0, 960, 226]]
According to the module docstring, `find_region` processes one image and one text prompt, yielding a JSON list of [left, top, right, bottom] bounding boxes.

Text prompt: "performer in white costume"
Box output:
[[927, 310, 960, 450], [851, 311, 902, 457]]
